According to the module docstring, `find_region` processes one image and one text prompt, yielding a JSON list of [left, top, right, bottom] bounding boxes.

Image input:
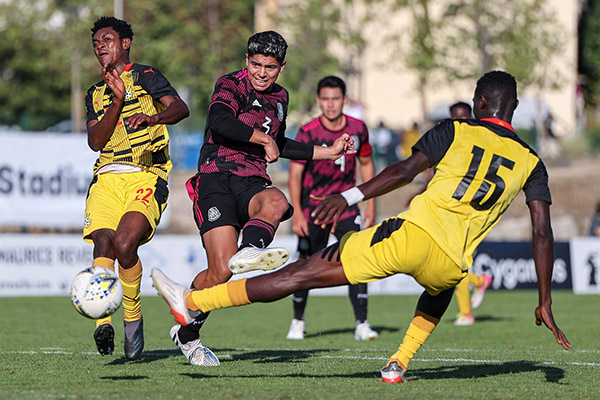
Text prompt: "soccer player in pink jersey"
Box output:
[[286, 76, 378, 341]]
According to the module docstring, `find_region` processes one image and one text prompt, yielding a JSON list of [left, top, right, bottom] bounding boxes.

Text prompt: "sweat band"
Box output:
[[341, 187, 364, 206]]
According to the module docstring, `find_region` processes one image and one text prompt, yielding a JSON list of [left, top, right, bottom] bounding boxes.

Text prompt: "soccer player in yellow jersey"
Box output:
[[83, 16, 189, 360], [151, 71, 571, 382]]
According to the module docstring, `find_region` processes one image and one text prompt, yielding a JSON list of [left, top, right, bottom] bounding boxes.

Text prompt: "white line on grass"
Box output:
[[4, 348, 599, 367]]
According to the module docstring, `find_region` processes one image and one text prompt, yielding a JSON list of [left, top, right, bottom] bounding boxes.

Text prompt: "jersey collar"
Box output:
[[480, 117, 514, 132], [125, 63, 133, 72]]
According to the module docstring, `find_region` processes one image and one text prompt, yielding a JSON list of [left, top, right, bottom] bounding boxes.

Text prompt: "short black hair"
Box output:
[[91, 16, 133, 41], [247, 31, 287, 65], [475, 70, 517, 108], [449, 101, 472, 115], [317, 76, 346, 96]]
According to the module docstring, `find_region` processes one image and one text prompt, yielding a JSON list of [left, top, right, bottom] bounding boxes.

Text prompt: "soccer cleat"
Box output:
[[471, 273, 493, 309], [286, 318, 305, 340], [454, 313, 475, 326], [381, 360, 406, 383], [228, 246, 290, 274], [124, 318, 144, 360], [354, 321, 379, 341], [94, 323, 115, 356], [151, 268, 196, 326], [170, 325, 220, 366]]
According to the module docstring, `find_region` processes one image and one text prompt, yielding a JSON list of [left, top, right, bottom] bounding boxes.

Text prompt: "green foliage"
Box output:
[[439, 0, 565, 92], [0, 292, 597, 399], [579, 0, 600, 109], [585, 124, 600, 150]]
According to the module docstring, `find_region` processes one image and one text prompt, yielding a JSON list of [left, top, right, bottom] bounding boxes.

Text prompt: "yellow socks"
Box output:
[[187, 279, 250, 312], [455, 277, 471, 315], [389, 311, 439, 370], [93, 257, 116, 328], [119, 259, 143, 322]]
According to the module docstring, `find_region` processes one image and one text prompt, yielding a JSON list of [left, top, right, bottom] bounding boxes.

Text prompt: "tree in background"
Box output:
[[439, 0, 564, 145], [578, 0, 600, 150]]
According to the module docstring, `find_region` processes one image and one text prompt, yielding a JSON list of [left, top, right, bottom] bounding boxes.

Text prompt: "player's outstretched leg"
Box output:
[[170, 325, 220, 366], [228, 246, 290, 274]]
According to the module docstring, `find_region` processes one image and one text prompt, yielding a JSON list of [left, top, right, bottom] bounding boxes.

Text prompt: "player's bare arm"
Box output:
[[126, 95, 189, 130], [528, 199, 572, 350], [312, 133, 356, 160], [86, 68, 125, 151], [312, 151, 430, 229]]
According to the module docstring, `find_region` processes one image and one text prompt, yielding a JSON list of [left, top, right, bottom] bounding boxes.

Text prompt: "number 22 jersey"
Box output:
[[400, 118, 551, 271]]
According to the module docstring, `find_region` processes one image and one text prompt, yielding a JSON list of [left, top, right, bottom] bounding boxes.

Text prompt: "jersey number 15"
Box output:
[[452, 145, 515, 211]]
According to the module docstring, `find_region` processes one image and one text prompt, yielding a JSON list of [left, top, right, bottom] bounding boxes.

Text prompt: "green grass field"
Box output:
[[1, 290, 597, 399]]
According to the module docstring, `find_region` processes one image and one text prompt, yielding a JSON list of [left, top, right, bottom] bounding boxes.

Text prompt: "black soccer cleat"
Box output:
[[124, 318, 144, 361], [94, 323, 115, 356]]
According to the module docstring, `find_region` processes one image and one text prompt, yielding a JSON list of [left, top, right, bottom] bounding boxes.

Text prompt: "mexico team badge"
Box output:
[[207, 206, 221, 222]]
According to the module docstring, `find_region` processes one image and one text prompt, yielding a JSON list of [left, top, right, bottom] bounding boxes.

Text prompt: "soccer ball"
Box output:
[[70, 266, 123, 319]]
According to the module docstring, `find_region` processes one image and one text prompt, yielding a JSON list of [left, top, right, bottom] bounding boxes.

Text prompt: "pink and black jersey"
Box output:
[[292, 115, 372, 221], [198, 68, 288, 182]]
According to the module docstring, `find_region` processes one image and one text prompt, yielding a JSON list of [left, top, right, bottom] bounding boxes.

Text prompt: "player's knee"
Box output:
[[112, 233, 139, 263]]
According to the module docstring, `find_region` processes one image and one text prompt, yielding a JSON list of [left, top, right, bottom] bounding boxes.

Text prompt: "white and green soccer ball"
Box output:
[[70, 266, 123, 319]]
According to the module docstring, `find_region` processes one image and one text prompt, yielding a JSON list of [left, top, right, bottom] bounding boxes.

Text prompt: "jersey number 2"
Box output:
[[452, 145, 515, 210]]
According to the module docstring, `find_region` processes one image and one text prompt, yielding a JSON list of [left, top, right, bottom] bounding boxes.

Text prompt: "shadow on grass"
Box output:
[[106, 349, 182, 365], [409, 361, 567, 384], [100, 375, 148, 380], [180, 360, 567, 384], [304, 325, 399, 338]]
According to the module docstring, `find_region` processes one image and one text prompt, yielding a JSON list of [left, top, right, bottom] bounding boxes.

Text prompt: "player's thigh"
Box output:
[[201, 225, 240, 273], [121, 171, 169, 244], [83, 174, 124, 243]]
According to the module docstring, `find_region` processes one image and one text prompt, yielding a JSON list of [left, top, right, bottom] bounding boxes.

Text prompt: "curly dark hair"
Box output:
[[91, 16, 133, 41]]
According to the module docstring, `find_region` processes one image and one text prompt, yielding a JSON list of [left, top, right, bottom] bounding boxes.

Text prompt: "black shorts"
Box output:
[[187, 172, 292, 235], [297, 216, 361, 257]]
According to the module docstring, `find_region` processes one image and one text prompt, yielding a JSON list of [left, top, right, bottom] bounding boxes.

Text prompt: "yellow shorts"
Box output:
[[83, 171, 168, 245], [339, 218, 465, 295]]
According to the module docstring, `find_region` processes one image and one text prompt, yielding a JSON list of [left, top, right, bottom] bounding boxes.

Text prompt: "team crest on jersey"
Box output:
[[277, 103, 284, 122], [83, 213, 91, 228], [350, 135, 361, 151], [124, 88, 133, 100], [207, 206, 221, 222]]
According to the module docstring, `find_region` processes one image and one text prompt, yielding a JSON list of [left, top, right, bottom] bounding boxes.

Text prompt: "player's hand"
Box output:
[[311, 193, 348, 232], [102, 66, 125, 101], [535, 303, 572, 350], [329, 133, 357, 160], [126, 113, 159, 130], [362, 205, 375, 229], [292, 213, 309, 237], [263, 136, 280, 163]]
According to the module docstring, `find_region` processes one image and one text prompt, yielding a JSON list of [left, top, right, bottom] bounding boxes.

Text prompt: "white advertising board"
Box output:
[[0, 132, 95, 228], [0, 233, 422, 297], [570, 237, 600, 294]]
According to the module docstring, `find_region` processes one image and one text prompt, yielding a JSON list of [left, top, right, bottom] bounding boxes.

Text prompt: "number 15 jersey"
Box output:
[[400, 118, 551, 271]]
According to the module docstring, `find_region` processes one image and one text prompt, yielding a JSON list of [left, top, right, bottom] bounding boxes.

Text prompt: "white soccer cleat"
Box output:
[[354, 321, 379, 341], [170, 325, 220, 367], [286, 318, 305, 340], [454, 313, 475, 326], [228, 246, 290, 274], [471, 274, 493, 309], [151, 268, 194, 326], [381, 360, 406, 383]]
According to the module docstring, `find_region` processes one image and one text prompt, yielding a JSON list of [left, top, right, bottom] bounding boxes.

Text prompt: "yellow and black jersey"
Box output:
[[85, 63, 179, 180], [400, 118, 551, 271]]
